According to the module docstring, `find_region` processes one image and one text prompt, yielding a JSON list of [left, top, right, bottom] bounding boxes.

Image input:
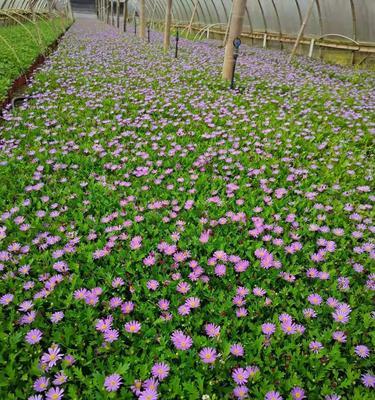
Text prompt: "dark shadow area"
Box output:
[[71, 0, 96, 15]]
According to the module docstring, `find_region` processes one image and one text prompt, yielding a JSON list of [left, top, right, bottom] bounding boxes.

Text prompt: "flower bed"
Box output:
[[0, 19, 374, 400]]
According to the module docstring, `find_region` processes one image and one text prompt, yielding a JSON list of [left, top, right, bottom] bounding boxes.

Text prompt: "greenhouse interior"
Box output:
[[0, 0, 374, 399]]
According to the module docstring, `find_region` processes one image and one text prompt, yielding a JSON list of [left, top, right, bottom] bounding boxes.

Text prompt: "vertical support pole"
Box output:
[[139, 0, 146, 39], [222, 0, 234, 47], [288, 0, 315, 63], [263, 33, 267, 48], [222, 0, 246, 81], [123, 0, 128, 31], [111, 0, 114, 25], [308, 38, 315, 57], [116, 0, 120, 28], [106, 0, 109, 24], [68, 0, 74, 20], [150, 0, 157, 30], [175, 27, 179, 58], [163, 0, 173, 52], [188, 0, 199, 34]]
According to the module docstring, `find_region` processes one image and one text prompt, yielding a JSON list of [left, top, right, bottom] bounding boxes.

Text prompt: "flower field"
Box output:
[[0, 19, 374, 400]]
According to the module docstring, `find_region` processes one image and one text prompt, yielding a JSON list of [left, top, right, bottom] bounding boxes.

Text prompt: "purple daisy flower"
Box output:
[[291, 387, 305, 399], [33, 377, 49, 392], [103, 328, 119, 342], [355, 345, 370, 358], [332, 331, 347, 343], [143, 378, 159, 391], [41, 345, 63, 368], [151, 362, 170, 380], [124, 320, 141, 333], [233, 385, 249, 399], [262, 322, 276, 336], [139, 388, 158, 400], [45, 387, 64, 400], [25, 329, 43, 344], [265, 391, 283, 400], [171, 330, 193, 351], [309, 341, 324, 353], [230, 343, 244, 357], [121, 301, 134, 314], [0, 293, 14, 305], [204, 323, 220, 337], [361, 372, 375, 388], [53, 371, 68, 385], [50, 311, 64, 323], [104, 374, 122, 392], [232, 368, 249, 384], [307, 293, 322, 305], [199, 347, 218, 364]]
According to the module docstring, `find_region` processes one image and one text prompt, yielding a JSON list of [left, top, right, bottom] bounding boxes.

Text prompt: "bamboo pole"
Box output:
[[222, 0, 246, 81], [139, 0, 146, 39], [123, 0, 128, 31], [187, 0, 198, 34], [163, 0, 173, 52], [288, 0, 315, 63]]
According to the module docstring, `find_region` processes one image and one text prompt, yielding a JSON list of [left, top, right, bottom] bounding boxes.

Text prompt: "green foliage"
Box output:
[[0, 17, 71, 102]]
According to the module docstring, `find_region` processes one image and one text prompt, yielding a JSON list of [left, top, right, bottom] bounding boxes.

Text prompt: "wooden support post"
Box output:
[[106, 0, 110, 24], [308, 38, 315, 57], [188, 0, 198, 34], [139, 0, 146, 39], [163, 0, 173, 52], [123, 0, 128, 31], [222, 0, 246, 81], [289, 0, 315, 63]]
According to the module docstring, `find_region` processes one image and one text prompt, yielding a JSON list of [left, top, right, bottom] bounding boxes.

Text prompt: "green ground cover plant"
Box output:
[[0, 19, 374, 400], [0, 17, 71, 102]]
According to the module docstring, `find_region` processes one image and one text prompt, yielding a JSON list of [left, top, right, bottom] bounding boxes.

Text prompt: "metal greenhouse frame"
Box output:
[[95, 0, 374, 70]]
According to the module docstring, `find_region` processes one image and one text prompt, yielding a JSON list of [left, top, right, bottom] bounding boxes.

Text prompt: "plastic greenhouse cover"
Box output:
[[124, 0, 374, 43], [1, 0, 374, 43]]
